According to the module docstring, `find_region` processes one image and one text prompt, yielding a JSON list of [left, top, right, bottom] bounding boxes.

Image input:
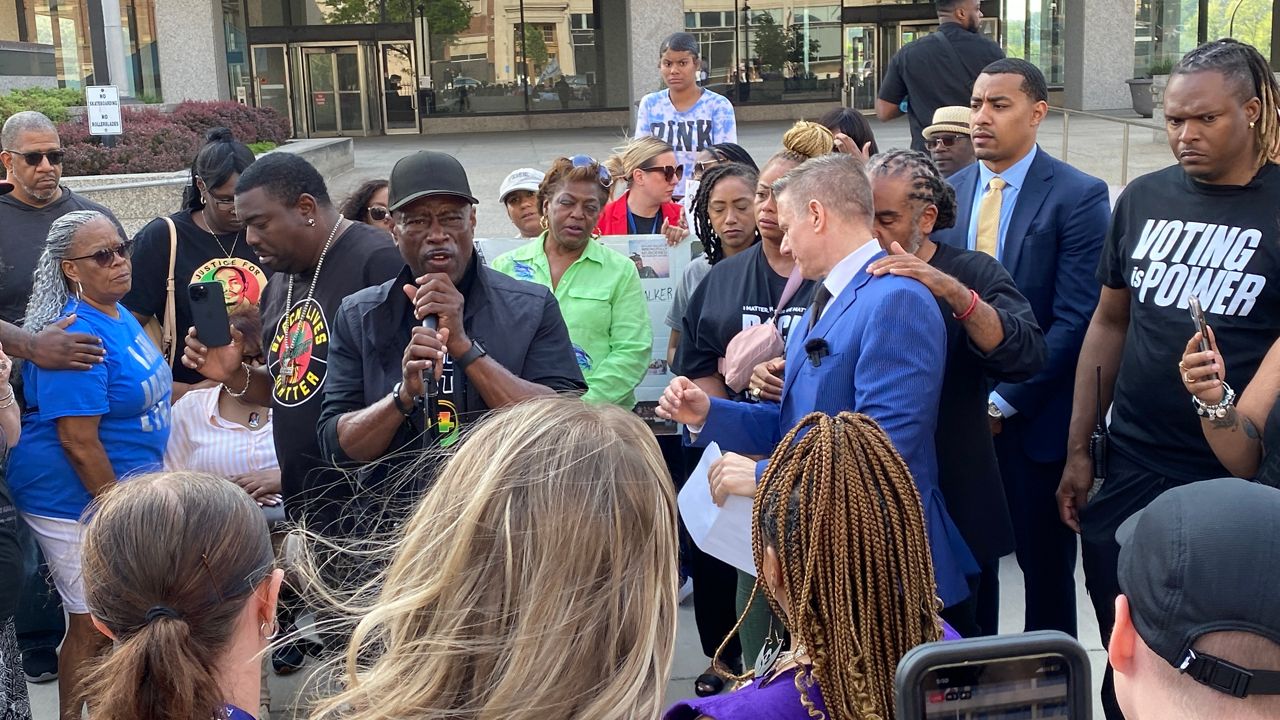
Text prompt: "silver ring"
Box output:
[[750, 386, 762, 399]]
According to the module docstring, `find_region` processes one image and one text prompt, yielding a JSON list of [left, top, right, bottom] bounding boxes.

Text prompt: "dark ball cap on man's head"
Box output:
[[1117, 478, 1280, 677], [388, 151, 478, 211]]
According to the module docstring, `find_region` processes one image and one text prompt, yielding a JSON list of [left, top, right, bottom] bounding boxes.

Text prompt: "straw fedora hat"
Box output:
[[922, 106, 973, 139]]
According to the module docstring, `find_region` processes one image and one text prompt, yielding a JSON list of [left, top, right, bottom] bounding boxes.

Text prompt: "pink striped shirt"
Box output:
[[165, 387, 278, 476]]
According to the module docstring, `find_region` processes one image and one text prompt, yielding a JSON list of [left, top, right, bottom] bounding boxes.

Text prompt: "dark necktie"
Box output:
[[808, 284, 832, 331]]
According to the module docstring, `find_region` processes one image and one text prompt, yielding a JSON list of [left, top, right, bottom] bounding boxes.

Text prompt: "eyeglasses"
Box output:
[[640, 164, 685, 182], [4, 149, 65, 166], [206, 193, 236, 210], [567, 154, 613, 189], [693, 159, 720, 180], [66, 240, 134, 268], [367, 205, 390, 221], [925, 134, 967, 149]]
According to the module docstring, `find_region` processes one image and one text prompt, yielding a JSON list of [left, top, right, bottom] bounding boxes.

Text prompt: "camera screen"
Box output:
[[919, 653, 1072, 719]]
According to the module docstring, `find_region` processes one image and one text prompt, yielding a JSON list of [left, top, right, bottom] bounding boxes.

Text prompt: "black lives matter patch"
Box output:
[[268, 298, 329, 408]]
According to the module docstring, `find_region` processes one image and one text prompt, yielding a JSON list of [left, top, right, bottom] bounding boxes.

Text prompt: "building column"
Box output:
[[1062, 0, 1134, 110], [155, 0, 227, 102], [626, 0, 682, 126]]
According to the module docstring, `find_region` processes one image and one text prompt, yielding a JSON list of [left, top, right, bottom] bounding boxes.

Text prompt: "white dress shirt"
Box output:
[[816, 238, 884, 322]]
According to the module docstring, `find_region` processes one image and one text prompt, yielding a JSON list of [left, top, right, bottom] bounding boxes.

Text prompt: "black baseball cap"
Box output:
[[388, 150, 478, 211], [1117, 478, 1280, 698]]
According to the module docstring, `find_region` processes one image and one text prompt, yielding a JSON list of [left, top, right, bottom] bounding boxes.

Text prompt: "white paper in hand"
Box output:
[[677, 442, 757, 576]]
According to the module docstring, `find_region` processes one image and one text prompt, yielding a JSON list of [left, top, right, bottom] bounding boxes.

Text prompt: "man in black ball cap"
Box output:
[[1109, 477, 1280, 719], [318, 150, 585, 512]]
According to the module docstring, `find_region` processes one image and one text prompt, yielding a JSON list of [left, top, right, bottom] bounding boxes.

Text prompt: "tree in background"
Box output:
[[322, 0, 472, 47], [750, 13, 821, 76], [519, 23, 550, 79]]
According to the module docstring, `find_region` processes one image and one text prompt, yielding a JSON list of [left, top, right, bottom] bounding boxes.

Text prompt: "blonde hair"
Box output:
[[604, 135, 674, 186], [761, 120, 837, 176], [728, 412, 942, 719], [308, 397, 678, 720]]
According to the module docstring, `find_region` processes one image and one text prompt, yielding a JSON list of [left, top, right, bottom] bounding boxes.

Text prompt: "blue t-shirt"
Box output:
[[8, 301, 172, 520], [635, 88, 738, 197]]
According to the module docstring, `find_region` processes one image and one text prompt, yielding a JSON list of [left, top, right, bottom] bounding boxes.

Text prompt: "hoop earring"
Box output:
[[260, 619, 279, 641], [75, 281, 83, 301], [539, 215, 549, 231]]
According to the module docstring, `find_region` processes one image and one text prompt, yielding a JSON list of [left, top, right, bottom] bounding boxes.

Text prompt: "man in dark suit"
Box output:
[[658, 153, 978, 611], [931, 58, 1111, 636]]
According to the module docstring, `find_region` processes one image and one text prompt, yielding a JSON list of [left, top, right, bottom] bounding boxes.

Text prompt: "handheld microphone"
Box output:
[[421, 314, 440, 399], [804, 338, 830, 368]]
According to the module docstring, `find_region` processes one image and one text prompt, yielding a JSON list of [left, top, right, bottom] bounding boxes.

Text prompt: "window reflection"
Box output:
[[683, 1, 843, 106]]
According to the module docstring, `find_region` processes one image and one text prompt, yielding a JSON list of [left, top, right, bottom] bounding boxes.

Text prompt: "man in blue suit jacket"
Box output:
[[657, 153, 977, 609], [931, 58, 1110, 636]]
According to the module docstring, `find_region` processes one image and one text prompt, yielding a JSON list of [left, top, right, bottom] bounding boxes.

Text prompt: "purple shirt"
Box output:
[[664, 622, 961, 720]]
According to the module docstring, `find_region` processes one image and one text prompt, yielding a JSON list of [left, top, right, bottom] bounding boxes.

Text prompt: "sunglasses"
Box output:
[[640, 164, 685, 182], [66, 240, 134, 268], [925, 134, 967, 149], [367, 205, 390, 221], [567, 154, 613, 189], [5, 149, 65, 166], [693, 159, 720, 179]]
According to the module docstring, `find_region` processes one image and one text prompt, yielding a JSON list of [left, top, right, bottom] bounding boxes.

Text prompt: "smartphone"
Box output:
[[895, 631, 1091, 720], [188, 281, 232, 347], [1188, 295, 1218, 381]]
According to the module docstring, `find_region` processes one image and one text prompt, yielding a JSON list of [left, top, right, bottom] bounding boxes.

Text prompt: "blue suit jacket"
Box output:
[[933, 149, 1110, 462], [693, 251, 978, 607]]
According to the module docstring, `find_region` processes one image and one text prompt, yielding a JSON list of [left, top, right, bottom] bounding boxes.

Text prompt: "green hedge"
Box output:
[[0, 87, 86, 126]]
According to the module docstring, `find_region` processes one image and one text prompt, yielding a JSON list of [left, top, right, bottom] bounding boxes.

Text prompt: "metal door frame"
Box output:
[[296, 42, 371, 138], [842, 23, 879, 111], [249, 43, 294, 132], [377, 40, 420, 135]]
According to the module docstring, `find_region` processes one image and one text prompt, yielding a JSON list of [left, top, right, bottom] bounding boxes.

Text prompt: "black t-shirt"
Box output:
[[0, 187, 125, 325], [675, 243, 814, 393], [1099, 163, 1280, 480], [878, 23, 1005, 151], [124, 210, 271, 384], [260, 221, 402, 524]]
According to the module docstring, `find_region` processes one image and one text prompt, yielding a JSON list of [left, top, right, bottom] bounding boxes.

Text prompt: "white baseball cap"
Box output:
[[499, 168, 545, 203]]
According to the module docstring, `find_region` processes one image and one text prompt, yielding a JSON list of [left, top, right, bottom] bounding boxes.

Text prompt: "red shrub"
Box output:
[[169, 101, 291, 145], [59, 107, 202, 176]]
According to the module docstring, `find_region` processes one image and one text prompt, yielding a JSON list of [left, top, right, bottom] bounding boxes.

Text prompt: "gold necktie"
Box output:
[[975, 176, 1007, 258]]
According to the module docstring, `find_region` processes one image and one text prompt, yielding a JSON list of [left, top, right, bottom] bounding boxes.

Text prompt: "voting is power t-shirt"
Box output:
[[1098, 162, 1280, 480]]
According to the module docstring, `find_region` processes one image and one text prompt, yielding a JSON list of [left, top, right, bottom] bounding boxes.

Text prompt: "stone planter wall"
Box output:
[[64, 138, 354, 236]]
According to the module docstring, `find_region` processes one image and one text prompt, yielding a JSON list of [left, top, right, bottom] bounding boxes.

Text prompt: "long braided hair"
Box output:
[[866, 150, 957, 231], [1174, 38, 1280, 168], [691, 162, 761, 266], [23, 210, 105, 331], [733, 411, 942, 720]]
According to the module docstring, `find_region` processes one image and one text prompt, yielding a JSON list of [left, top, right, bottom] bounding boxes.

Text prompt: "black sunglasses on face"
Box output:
[[66, 240, 134, 268], [6, 149, 65, 166], [925, 134, 966, 149], [567, 154, 614, 189], [367, 205, 390, 221], [640, 164, 685, 182]]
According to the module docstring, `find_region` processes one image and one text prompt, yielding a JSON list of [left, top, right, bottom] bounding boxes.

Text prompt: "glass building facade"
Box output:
[[0, 0, 160, 97]]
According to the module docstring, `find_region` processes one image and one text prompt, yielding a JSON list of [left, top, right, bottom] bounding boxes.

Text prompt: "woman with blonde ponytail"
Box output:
[[78, 472, 283, 720]]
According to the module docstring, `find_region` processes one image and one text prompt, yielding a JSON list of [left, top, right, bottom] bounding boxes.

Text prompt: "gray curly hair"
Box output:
[[23, 210, 106, 331]]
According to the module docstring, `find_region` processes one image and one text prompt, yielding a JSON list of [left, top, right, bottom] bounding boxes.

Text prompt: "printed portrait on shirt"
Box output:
[[191, 258, 269, 308], [268, 299, 329, 408]]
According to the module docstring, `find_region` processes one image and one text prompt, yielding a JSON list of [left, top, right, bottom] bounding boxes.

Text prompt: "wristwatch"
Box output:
[[456, 339, 488, 370], [391, 381, 421, 417], [988, 401, 1005, 420]]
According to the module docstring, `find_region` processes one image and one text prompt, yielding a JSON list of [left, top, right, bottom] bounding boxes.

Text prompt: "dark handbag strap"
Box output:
[[771, 267, 805, 321]]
